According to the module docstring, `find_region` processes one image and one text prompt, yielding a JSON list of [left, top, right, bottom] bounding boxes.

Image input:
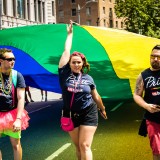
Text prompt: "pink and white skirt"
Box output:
[[0, 108, 30, 131]]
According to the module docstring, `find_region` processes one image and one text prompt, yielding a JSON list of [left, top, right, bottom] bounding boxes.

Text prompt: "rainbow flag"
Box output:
[[0, 24, 159, 100]]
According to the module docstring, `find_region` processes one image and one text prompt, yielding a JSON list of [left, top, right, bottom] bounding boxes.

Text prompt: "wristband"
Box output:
[[16, 118, 21, 120]]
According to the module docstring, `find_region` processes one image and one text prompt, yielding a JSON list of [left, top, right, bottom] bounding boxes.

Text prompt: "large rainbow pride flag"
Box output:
[[0, 24, 159, 101]]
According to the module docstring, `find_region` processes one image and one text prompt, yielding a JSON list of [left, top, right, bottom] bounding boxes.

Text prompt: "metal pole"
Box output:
[[77, 0, 97, 25], [77, 4, 80, 24], [0, 0, 2, 30]]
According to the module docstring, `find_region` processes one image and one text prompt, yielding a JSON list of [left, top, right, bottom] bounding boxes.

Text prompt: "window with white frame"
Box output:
[[42, 1, 45, 23], [12, 0, 16, 16], [52, 1, 55, 16], [17, 0, 25, 18], [34, 0, 37, 21], [86, 20, 91, 26], [38, 0, 41, 22], [86, 7, 91, 16]]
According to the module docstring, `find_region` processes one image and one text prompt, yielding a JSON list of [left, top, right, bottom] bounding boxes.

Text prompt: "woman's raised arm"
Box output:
[[59, 20, 73, 68]]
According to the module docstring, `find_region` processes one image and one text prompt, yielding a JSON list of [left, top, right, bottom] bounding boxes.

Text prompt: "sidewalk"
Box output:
[[28, 87, 62, 102], [24, 87, 62, 113]]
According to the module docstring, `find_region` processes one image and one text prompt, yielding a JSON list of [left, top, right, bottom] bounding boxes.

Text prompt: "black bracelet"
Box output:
[[16, 118, 21, 120]]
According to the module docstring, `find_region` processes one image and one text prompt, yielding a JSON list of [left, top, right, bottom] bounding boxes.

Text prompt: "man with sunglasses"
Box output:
[[0, 48, 30, 160], [134, 45, 160, 160]]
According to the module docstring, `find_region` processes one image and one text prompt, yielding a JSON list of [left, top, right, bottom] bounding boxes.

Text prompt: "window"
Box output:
[[34, 0, 37, 21], [109, 19, 113, 28], [13, 0, 16, 16], [72, 9, 76, 16], [86, 20, 91, 26], [17, 0, 25, 18], [27, 0, 30, 20], [71, 0, 75, 3], [42, 2, 45, 23], [103, 7, 105, 14], [52, 1, 55, 16], [58, 0, 63, 5], [59, 10, 64, 17], [38, 0, 41, 22], [2, 0, 7, 15], [104, 19, 106, 27], [121, 22, 123, 28], [116, 21, 118, 28], [109, 8, 113, 18], [86, 7, 91, 16]]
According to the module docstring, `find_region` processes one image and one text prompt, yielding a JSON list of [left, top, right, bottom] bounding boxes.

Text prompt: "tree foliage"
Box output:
[[114, 0, 160, 38]]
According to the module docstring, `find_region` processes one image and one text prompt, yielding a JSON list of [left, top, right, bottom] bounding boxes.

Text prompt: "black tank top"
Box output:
[[142, 68, 160, 123]]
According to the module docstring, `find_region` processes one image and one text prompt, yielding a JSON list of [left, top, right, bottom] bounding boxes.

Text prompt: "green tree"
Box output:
[[114, 0, 160, 38]]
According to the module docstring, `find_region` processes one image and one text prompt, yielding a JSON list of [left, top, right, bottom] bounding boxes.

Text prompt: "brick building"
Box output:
[[56, 0, 124, 29]]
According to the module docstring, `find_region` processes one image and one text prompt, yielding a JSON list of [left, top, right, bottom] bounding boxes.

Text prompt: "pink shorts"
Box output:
[[146, 120, 160, 155]]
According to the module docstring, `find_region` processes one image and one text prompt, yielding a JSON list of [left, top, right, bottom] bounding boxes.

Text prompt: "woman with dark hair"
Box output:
[[58, 21, 107, 160]]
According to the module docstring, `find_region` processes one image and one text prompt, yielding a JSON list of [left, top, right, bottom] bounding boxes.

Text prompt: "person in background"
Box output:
[[58, 20, 107, 160], [0, 48, 30, 160], [133, 45, 160, 160], [41, 90, 47, 102], [25, 86, 34, 104]]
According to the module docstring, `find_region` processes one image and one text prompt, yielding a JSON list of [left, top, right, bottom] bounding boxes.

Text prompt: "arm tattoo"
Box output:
[[135, 74, 144, 96]]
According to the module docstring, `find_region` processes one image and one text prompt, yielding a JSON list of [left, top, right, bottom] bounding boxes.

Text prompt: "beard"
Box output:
[[151, 62, 160, 69]]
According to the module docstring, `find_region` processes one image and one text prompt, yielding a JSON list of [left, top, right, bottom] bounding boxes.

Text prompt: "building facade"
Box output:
[[0, 0, 56, 29], [56, 0, 124, 29]]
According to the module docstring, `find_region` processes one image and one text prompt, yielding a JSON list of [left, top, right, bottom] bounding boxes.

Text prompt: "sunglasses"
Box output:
[[150, 55, 160, 61], [3, 57, 16, 61]]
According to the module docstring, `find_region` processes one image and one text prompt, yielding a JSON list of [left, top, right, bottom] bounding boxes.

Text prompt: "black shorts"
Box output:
[[71, 103, 98, 128]]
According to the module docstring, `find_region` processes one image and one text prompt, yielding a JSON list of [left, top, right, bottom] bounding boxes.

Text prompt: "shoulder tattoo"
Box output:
[[135, 74, 143, 95]]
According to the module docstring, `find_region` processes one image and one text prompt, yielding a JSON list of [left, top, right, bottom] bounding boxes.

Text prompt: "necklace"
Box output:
[[72, 72, 82, 93], [0, 69, 12, 95]]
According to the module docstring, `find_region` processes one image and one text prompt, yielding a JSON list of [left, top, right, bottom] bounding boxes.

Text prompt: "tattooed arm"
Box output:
[[133, 73, 160, 113]]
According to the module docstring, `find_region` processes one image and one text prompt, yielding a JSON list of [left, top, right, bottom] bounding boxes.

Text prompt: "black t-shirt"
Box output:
[[0, 71, 26, 111], [142, 68, 160, 123], [58, 64, 96, 112]]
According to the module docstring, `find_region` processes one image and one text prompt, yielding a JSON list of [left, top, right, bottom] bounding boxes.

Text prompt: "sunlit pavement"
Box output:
[[27, 87, 62, 102], [0, 93, 152, 160]]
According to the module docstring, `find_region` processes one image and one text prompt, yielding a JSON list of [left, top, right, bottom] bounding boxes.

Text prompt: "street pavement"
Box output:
[[28, 87, 62, 102], [25, 87, 62, 113], [0, 90, 153, 160]]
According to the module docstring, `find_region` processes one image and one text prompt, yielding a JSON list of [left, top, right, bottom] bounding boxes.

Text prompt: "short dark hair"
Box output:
[[0, 48, 12, 59], [152, 45, 160, 51]]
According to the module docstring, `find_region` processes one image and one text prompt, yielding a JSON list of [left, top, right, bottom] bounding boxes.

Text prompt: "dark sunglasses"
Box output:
[[3, 57, 16, 61], [150, 55, 160, 61]]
